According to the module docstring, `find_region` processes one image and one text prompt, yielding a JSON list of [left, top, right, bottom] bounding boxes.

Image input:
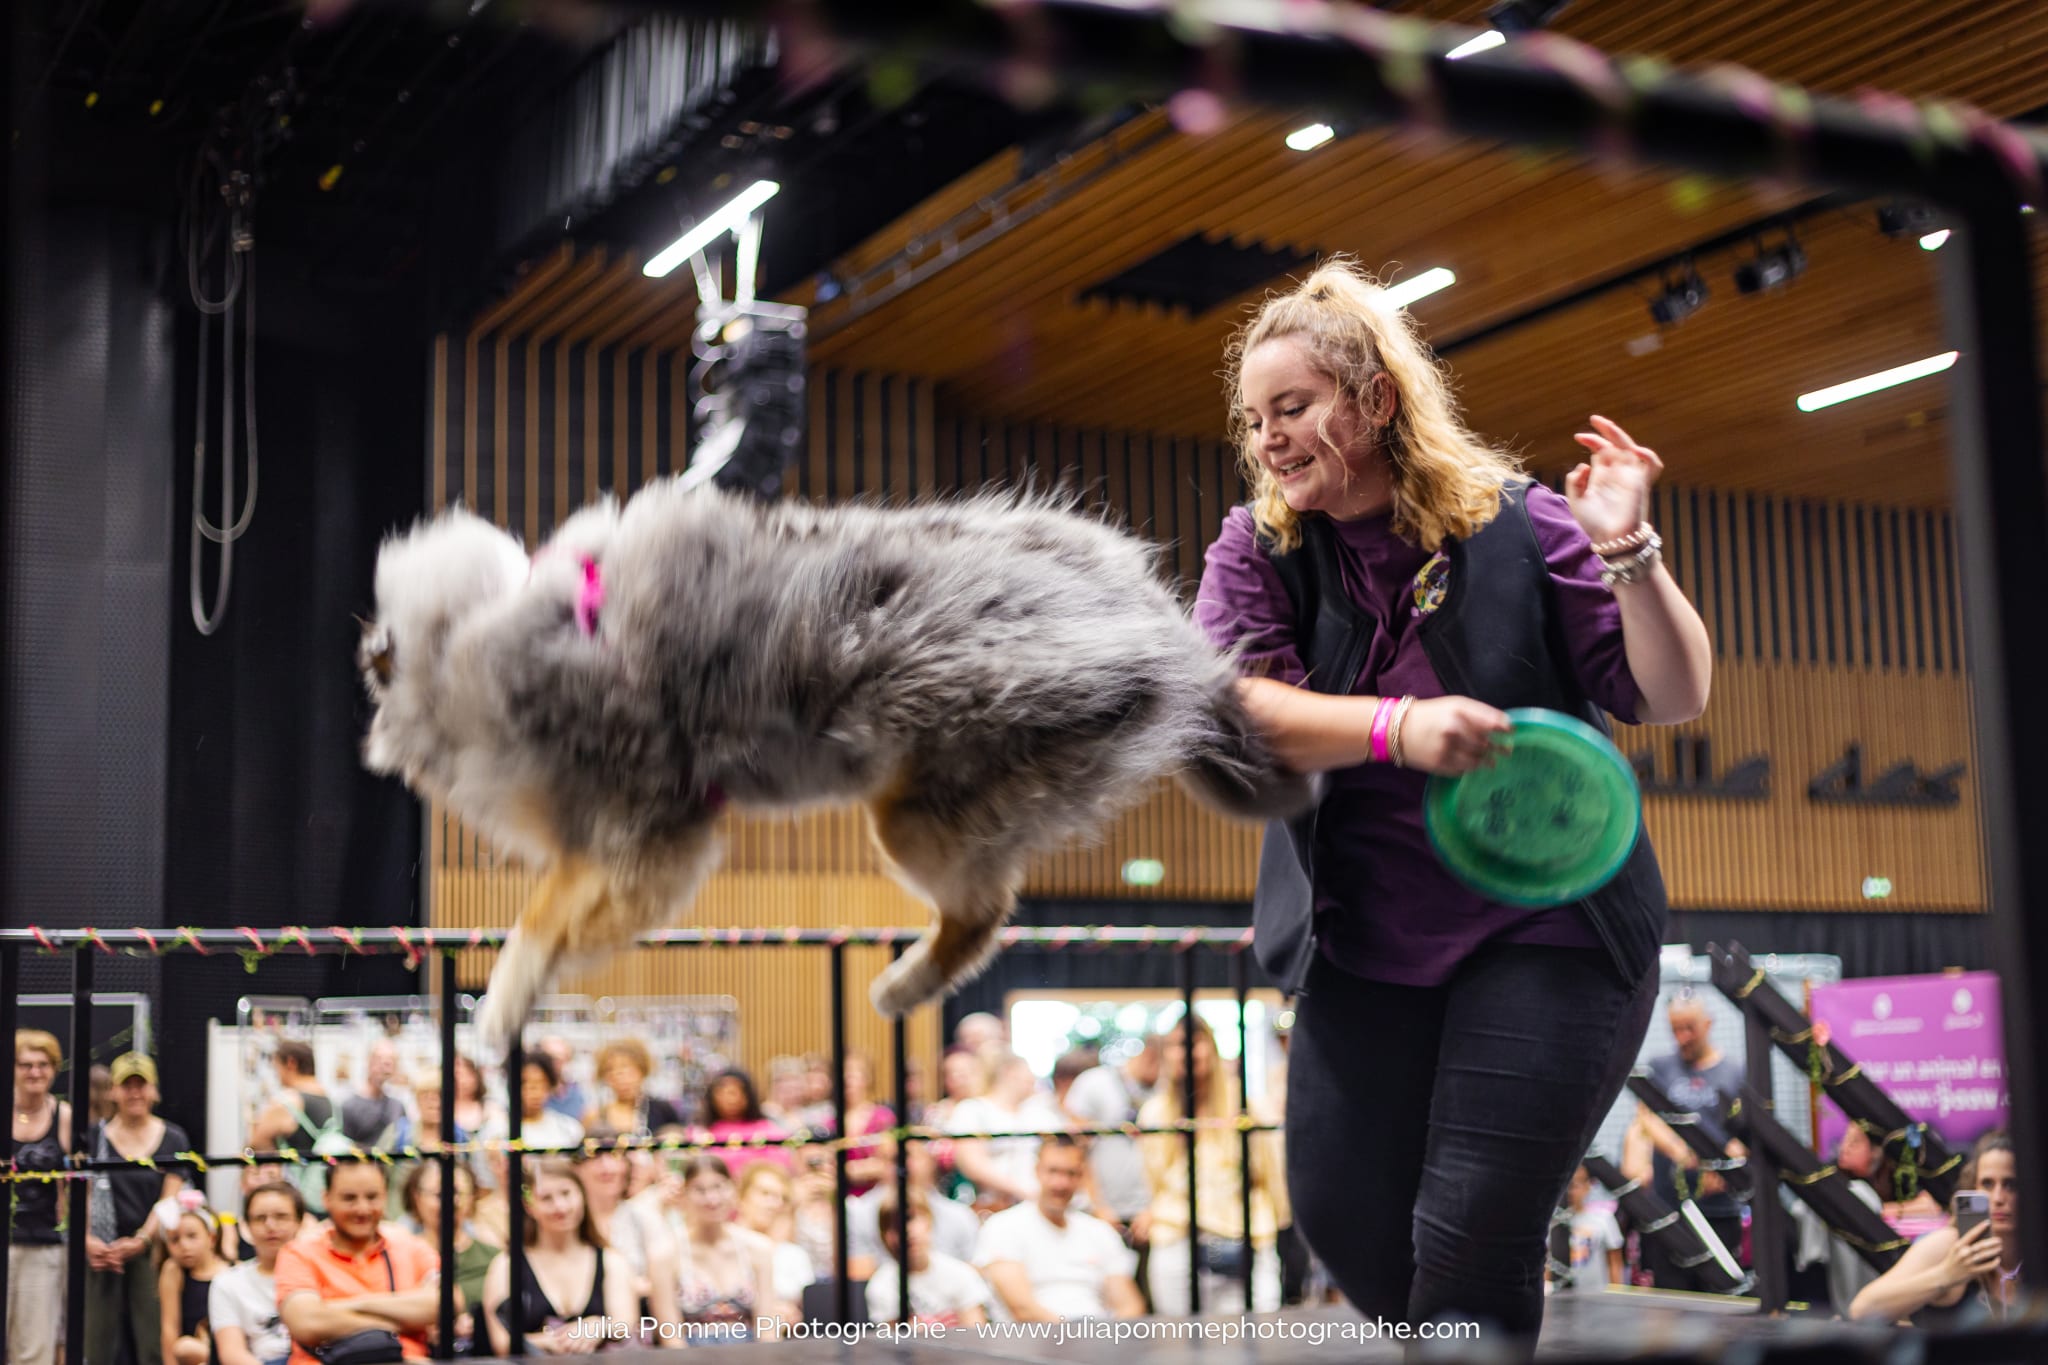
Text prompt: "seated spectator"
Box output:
[[536, 1037, 591, 1122], [700, 1069, 793, 1176], [865, 1189, 990, 1329], [450, 1057, 503, 1155], [399, 1161, 498, 1355], [212, 1183, 304, 1365], [954, 1014, 1009, 1059], [1138, 1018, 1284, 1315], [482, 1055, 584, 1152], [779, 1145, 844, 1280], [1850, 1131, 2023, 1324], [481, 1159, 639, 1355], [158, 1197, 229, 1365], [758, 1056, 811, 1130], [1051, 1049, 1098, 1123], [586, 1041, 682, 1138], [12, 1029, 74, 1365], [733, 1162, 814, 1318], [87, 1052, 190, 1365], [276, 1162, 442, 1365], [923, 1048, 990, 1201], [250, 1042, 336, 1163], [639, 1156, 777, 1343], [1064, 1039, 1160, 1244], [836, 1054, 896, 1196], [847, 1138, 977, 1280], [793, 1054, 838, 1134], [574, 1128, 633, 1245], [948, 1053, 1066, 1212], [976, 1137, 1143, 1322], [340, 1042, 408, 1150]]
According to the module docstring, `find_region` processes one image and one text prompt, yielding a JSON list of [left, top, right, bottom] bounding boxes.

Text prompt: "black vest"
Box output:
[[1251, 481, 1667, 996]]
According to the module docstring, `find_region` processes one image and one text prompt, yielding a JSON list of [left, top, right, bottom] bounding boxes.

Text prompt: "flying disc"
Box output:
[[1423, 707, 1642, 908]]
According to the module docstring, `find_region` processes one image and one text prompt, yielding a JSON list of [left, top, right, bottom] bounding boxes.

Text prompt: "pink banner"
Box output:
[[1810, 972, 2008, 1157]]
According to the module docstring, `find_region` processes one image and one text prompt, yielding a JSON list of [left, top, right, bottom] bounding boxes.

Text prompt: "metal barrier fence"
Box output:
[[0, 925, 1280, 1358]]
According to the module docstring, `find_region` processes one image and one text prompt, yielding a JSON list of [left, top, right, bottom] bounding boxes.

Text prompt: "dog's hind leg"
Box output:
[[476, 822, 724, 1053], [475, 852, 612, 1055], [865, 798, 1027, 1019]]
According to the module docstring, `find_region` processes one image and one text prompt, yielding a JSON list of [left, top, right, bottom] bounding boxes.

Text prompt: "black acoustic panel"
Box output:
[[1079, 234, 1316, 317]]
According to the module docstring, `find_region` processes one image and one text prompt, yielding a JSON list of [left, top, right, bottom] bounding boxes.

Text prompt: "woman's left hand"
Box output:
[[1565, 415, 1663, 544]]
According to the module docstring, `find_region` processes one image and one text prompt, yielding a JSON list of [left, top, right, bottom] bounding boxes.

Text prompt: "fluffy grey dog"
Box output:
[[360, 478, 1312, 1050]]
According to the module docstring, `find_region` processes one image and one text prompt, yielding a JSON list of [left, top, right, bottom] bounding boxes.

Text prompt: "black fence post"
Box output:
[[437, 954, 458, 1357], [1743, 1007, 1786, 1313], [830, 941, 850, 1323], [64, 948, 92, 1365], [1179, 945, 1200, 1317], [506, 1031, 526, 1357], [1234, 949, 1254, 1312], [889, 940, 910, 1324], [1941, 194, 2048, 1282], [0, 942, 17, 1324]]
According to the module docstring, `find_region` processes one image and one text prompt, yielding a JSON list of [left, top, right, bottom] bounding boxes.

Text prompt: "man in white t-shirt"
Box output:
[[848, 1138, 979, 1279], [975, 1136, 1143, 1321], [948, 1054, 1068, 1208], [865, 1188, 991, 1328]]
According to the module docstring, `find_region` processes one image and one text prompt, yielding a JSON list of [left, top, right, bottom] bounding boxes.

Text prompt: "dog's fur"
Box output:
[[360, 479, 1313, 1051]]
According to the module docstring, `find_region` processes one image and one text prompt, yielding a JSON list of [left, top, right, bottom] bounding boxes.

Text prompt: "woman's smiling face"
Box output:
[[1239, 335, 1389, 521]]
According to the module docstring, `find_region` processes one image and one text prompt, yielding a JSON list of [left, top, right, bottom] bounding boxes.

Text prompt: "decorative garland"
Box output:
[[0, 1116, 1280, 1184]]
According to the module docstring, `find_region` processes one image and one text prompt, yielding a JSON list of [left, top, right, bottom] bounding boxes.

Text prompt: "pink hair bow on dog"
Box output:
[[575, 555, 605, 637]]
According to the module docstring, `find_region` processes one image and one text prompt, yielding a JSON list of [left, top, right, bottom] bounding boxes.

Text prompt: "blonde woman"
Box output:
[[1199, 260, 1709, 1335], [11, 1030, 73, 1365], [1138, 1019, 1285, 1316]]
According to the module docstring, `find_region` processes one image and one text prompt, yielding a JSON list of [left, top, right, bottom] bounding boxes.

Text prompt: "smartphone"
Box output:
[[1953, 1190, 1990, 1238]]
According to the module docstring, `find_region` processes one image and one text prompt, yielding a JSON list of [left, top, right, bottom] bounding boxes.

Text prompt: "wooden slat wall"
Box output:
[[423, 314, 1987, 1059]]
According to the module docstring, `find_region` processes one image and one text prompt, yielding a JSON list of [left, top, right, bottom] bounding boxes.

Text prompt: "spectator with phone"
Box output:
[[1849, 1131, 2021, 1324]]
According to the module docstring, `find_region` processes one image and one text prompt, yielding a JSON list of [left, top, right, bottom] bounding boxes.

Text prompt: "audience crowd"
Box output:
[[10, 999, 2017, 1364]]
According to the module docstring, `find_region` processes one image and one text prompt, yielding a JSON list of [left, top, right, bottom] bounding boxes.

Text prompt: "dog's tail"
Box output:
[[1179, 685, 1321, 821]]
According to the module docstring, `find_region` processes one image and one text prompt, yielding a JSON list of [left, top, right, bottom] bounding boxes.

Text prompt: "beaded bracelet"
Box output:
[[1590, 522, 1655, 559], [1599, 531, 1665, 589]]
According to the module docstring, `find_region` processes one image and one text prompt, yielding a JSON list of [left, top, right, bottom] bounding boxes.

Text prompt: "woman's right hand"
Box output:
[[1939, 1222, 2002, 1289], [1394, 696, 1514, 776]]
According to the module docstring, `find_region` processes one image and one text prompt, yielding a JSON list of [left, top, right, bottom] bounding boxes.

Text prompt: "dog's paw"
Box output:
[[472, 986, 527, 1059], [870, 951, 946, 1019]]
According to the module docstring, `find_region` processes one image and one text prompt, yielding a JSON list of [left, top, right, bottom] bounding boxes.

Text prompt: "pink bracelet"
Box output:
[[1370, 697, 1397, 764]]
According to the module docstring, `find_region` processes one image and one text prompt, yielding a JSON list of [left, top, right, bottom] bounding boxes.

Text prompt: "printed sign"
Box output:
[[1810, 972, 2007, 1156]]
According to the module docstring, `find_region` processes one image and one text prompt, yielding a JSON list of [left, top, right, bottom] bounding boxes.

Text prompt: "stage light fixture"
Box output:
[[1381, 267, 1456, 309], [1485, 0, 1572, 34], [1877, 202, 1941, 239], [1447, 30, 1508, 59], [1733, 237, 1806, 295], [645, 179, 781, 278], [1649, 267, 1709, 326], [1285, 122, 1336, 151], [1796, 351, 1959, 412]]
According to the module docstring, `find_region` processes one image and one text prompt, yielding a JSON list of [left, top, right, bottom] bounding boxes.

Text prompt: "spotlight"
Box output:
[[1485, 0, 1572, 33], [1285, 122, 1337, 151], [1877, 202, 1941, 239], [1446, 30, 1508, 60], [1733, 237, 1806, 295], [1918, 229, 1951, 251], [1649, 266, 1709, 326]]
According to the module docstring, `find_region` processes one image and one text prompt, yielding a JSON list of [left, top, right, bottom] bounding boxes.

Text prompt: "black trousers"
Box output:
[[1285, 941, 1657, 1341]]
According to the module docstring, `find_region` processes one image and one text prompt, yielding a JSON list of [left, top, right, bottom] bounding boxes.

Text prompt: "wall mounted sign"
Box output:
[[1807, 744, 1965, 809]]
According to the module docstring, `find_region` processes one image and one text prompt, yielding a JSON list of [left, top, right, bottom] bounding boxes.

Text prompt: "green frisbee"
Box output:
[[1423, 707, 1643, 908]]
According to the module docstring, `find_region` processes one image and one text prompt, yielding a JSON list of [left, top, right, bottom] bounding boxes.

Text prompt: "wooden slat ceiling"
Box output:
[[779, 0, 2048, 507]]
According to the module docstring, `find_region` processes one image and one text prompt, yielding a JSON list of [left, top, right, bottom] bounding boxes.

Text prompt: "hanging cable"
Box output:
[[186, 134, 260, 636]]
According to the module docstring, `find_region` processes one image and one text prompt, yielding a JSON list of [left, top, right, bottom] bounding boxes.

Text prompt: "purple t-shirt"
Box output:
[[1194, 485, 1641, 987]]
